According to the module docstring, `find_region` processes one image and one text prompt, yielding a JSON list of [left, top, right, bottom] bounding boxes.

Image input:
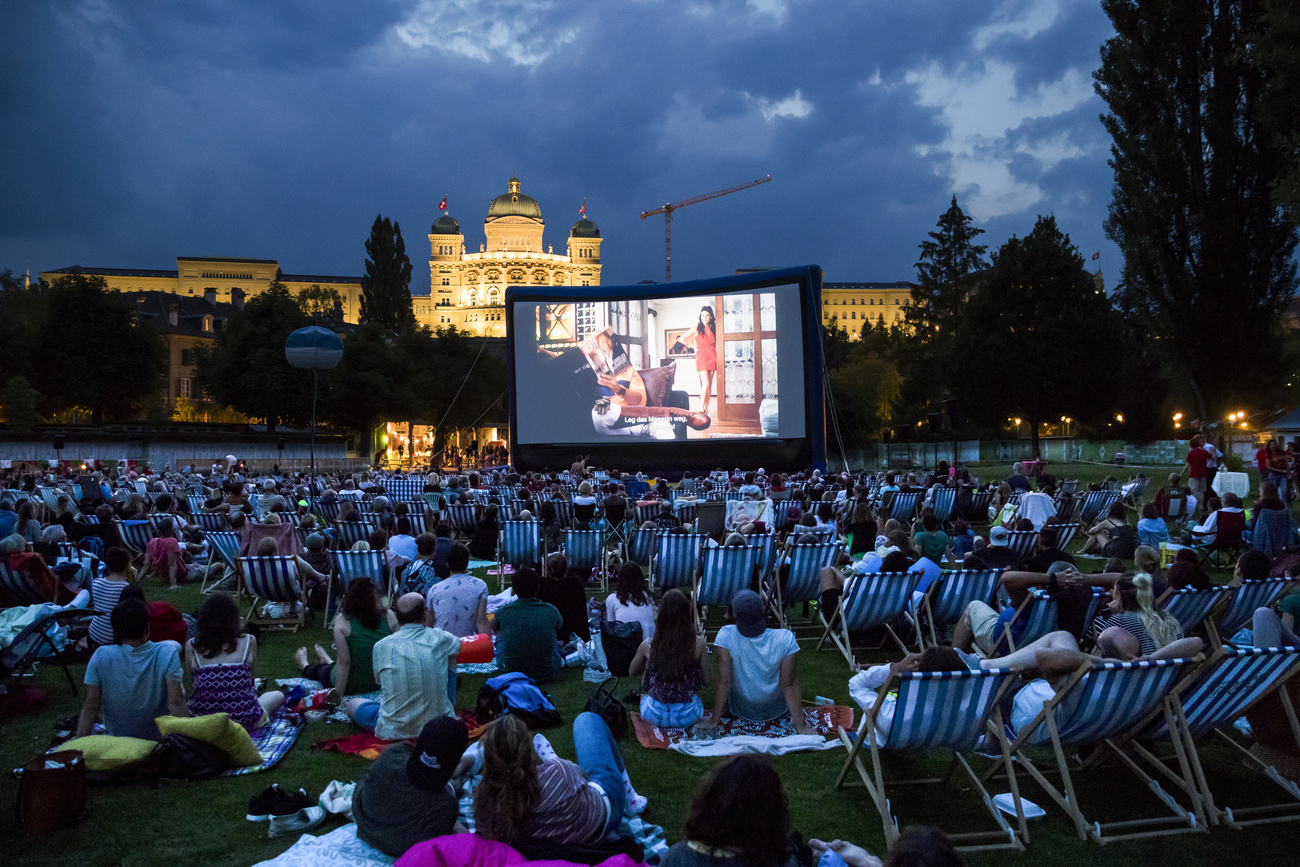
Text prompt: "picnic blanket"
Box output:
[[253, 823, 394, 867], [315, 731, 400, 760], [222, 708, 304, 776], [630, 706, 853, 756]]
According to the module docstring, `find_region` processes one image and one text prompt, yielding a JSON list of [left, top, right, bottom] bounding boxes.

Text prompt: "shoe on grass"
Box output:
[[268, 806, 326, 838], [247, 784, 313, 822]]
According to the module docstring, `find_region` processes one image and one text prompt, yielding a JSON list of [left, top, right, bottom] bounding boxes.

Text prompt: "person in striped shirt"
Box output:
[[88, 547, 134, 648]]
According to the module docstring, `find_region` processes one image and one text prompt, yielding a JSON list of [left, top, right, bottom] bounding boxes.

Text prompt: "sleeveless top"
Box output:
[[641, 653, 706, 705], [189, 635, 264, 730], [346, 616, 392, 694]]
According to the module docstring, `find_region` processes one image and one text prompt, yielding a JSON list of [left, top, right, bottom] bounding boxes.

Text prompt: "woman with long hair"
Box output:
[[1088, 575, 1182, 656], [683, 306, 718, 414], [186, 593, 285, 730], [474, 711, 639, 847], [605, 561, 656, 641], [295, 576, 398, 701], [629, 589, 707, 727], [662, 755, 797, 867]]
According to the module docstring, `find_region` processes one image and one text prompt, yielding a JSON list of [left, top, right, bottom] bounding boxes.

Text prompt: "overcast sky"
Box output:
[[1, 0, 1121, 290]]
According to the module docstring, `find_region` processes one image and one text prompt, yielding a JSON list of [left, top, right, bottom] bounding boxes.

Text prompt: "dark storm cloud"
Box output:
[[1, 0, 1122, 287]]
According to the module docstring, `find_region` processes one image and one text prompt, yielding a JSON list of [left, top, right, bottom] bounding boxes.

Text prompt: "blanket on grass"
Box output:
[[221, 708, 303, 776], [630, 706, 853, 756], [253, 823, 394, 867]]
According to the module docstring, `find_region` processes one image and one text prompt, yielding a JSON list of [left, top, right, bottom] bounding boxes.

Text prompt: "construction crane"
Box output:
[[640, 174, 771, 282]]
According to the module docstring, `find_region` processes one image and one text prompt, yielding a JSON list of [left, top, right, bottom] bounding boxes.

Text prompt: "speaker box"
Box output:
[[927, 412, 942, 434], [944, 398, 968, 430], [277, 438, 286, 451], [53, 435, 65, 450]]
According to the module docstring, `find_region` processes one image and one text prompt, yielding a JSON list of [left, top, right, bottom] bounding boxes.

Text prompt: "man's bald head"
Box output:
[[395, 592, 427, 626], [1097, 626, 1140, 661]]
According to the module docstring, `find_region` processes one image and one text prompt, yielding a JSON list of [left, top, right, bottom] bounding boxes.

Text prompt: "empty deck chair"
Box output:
[[446, 503, 479, 538], [768, 540, 841, 628], [1213, 578, 1296, 647], [930, 487, 956, 524], [238, 555, 306, 631], [497, 520, 542, 590], [835, 667, 1026, 852], [819, 571, 921, 670], [650, 532, 705, 592], [549, 499, 575, 530], [969, 491, 995, 523], [334, 520, 376, 549], [329, 549, 387, 606], [989, 656, 1199, 842], [920, 569, 1003, 648], [886, 491, 921, 523], [625, 526, 658, 570], [748, 532, 778, 587], [192, 512, 227, 533]]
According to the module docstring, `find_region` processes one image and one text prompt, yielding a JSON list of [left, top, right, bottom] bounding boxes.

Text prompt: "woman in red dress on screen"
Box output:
[[683, 306, 717, 415]]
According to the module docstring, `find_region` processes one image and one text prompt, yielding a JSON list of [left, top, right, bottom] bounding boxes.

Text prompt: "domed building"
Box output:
[[414, 176, 603, 336]]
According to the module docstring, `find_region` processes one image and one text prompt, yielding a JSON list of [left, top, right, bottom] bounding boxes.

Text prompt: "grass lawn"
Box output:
[[2, 461, 1294, 866]]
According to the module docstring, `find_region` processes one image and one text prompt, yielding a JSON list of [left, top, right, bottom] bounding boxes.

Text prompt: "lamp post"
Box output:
[[285, 326, 344, 497]]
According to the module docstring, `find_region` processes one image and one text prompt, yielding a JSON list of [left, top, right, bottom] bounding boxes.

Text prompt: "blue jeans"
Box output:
[[573, 711, 625, 837]]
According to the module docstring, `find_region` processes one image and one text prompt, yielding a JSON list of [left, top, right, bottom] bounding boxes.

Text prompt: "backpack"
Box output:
[[145, 733, 231, 780], [1104, 524, 1139, 560], [475, 672, 562, 730]]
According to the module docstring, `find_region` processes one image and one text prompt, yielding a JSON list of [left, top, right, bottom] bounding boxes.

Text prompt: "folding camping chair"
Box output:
[[919, 569, 1003, 649], [0, 606, 101, 717], [563, 529, 606, 588], [446, 503, 479, 538], [767, 540, 841, 628], [1212, 578, 1296, 648], [818, 571, 921, 670], [930, 487, 956, 525], [1158, 586, 1234, 636], [329, 549, 387, 607], [334, 520, 376, 549], [238, 555, 306, 631], [696, 545, 761, 631], [650, 532, 705, 592], [497, 520, 542, 591], [985, 656, 1200, 842], [835, 668, 1026, 852], [1190, 509, 1246, 568]]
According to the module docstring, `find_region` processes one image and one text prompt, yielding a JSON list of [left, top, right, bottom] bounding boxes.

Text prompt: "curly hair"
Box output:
[[682, 755, 791, 867], [473, 714, 540, 844], [192, 593, 243, 657]]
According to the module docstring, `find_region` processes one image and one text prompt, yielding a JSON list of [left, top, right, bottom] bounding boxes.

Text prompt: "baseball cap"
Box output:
[[988, 526, 1009, 546], [406, 716, 469, 792], [732, 590, 766, 638]]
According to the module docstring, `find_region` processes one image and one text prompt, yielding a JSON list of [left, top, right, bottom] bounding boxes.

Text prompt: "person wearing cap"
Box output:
[[352, 716, 470, 855], [701, 590, 810, 735], [976, 525, 1021, 570]]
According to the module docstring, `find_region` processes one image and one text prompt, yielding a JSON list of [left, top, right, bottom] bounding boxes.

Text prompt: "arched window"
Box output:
[[467, 289, 478, 307], [487, 288, 500, 306]]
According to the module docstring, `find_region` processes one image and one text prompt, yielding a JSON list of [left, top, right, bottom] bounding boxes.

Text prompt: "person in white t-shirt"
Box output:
[[604, 561, 656, 641], [701, 590, 809, 734]]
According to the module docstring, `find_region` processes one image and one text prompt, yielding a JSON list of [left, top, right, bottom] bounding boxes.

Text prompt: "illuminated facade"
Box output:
[[413, 176, 603, 336], [821, 281, 916, 334]]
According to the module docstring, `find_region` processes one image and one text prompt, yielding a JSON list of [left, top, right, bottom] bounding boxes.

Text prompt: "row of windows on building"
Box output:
[[436, 273, 592, 287], [824, 311, 903, 322], [199, 271, 254, 280], [825, 297, 908, 306]]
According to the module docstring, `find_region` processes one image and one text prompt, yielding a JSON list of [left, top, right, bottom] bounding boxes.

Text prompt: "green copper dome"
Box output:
[[487, 176, 542, 220], [571, 218, 600, 238], [431, 214, 461, 234]]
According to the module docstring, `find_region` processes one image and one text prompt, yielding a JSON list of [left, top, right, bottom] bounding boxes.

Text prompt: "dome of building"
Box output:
[[571, 218, 600, 238], [487, 176, 542, 220], [431, 213, 461, 235]]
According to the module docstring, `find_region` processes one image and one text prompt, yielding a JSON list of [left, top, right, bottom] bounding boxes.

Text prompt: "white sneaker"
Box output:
[[268, 806, 326, 838]]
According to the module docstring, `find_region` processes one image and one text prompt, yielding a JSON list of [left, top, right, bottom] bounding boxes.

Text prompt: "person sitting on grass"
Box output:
[[605, 561, 657, 642], [296, 576, 396, 702], [185, 593, 285, 730], [701, 590, 810, 735], [811, 825, 966, 867], [143, 517, 192, 589], [539, 551, 590, 642], [426, 541, 490, 638], [493, 565, 564, 684], [76, 597, 187, 740], [629, 589, 706, 727], [87, 546, 133, 649], [352, 716, 471, 856]]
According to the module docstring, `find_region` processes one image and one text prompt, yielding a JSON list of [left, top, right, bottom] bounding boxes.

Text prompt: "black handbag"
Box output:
[[600, 619, 643, 677], [584, 676, 629, 739]]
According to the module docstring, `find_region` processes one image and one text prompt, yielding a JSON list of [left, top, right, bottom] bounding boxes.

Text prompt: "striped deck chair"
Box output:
[[314, 498, 342, 523], [0, 560, 51, 607], [192, 512, 227, 532], [1002, 529, 1038, 561], [650, 532, 705, 591], [40, 487, 61, 516], [564, 529, 606, 587], [748, 532, 778, 587], [403, 511, 428, 537], [819, 571, 921, 670], [920, 569, 1003, 648], [238, 555, 305, 631], [115, 519, 155, 559], [930, 487, 956, 524], [696, 545, 761, 611], [626, 526, 658, 570], [446, 503, 479, 537], [673, 501, 697, 527], [724, 489, 743, 503], [1075, 489, 1110, 525], [835, 668, 1026, 852], [204, 531, 244, 593], [769, 541, 841, 628], [1126, 646, 1300, 829], [1159, 586, 1234, 635], [969, 491, 994, 523], [1050, 522, 1079, 550], [551, 499, 575, 529], [886, 491, 921, 523], [987, 656, 1199, 842], [1053, 493, 1077, 522], [495, 502, 518, 523], [1213, 578, 1296, 647], [498, 521, 542, 588], [78, 514, 100, 525], [1001, 589, 1058, 652], [334, 521, 376, 549], [634, 501, 662, 526], [493, 485, 516, 505], [330, 549, 387, 605]]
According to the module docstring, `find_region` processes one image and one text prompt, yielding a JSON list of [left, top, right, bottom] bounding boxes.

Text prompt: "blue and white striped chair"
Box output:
[[1050, 522, 1079, 550], [930, 487, 956, 524], [634, 501, 662, 526], [650, 532, 705, 591], [314, 498, 342, 523], [696, 545, 761, 612], [1214, 578, 1296, 647], [991, 656, 1198, 842], [330, 549, 387, 603], [564, 529, 606, 587], [0, 560, 50, 607], [748, 532, 778, 587], [769, 540, 841, 628], [39, 487, 61, 516], [1159, 586, 1234, 635], [626, 526, 658, 569], [498, 520, 542, 581], [115, 519, 155, 559], [920, 569, 1003, 648], [885, 491, 921, 523], [820, 571, 921, 670], [835, 668, 1026, 852], [673, 500, 697, 527], [1000, 589, 1058, 653], [1002, 529, 1038, 562], [969, 490, 994, 523], [446, 503, 479, 538], [1129, 646, 1300, 829], [551, 499, 575, 530], [192, 512, 227, 533], [238, 555, 305, 631], [334, 521, 376, 549], [187, 494, 206, 515], [403, 511, 428, 537], [202, 530, 244, 594]]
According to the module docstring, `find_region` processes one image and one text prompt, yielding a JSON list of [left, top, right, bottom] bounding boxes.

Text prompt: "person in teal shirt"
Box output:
[[493, 566, 564, 683]]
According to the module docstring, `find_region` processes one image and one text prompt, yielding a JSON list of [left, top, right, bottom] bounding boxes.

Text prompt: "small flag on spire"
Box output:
[[1091, 251, 1100, 261], [438, 196, 448, 212], [578, 199, 586, 217]]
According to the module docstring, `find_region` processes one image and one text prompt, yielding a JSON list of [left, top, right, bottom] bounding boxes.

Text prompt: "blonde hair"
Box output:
[[1134, 546, 1161, 575], [1132, 574, 1183, 648]]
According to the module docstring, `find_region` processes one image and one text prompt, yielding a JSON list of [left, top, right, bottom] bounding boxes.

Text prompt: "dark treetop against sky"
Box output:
[[1, 0, 1120, 288]]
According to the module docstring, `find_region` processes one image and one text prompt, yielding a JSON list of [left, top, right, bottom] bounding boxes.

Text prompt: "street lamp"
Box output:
[[285, 326, 344, 497]]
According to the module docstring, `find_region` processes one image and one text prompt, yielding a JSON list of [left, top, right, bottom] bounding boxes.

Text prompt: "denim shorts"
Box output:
[[353, 700, 380, 732]]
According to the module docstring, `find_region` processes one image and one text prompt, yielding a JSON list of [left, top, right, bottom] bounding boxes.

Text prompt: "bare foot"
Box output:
[[294, 646, 308, 670], [313, 643, 333, 665]]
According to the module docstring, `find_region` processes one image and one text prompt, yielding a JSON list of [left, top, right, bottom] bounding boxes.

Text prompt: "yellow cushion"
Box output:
[[154, 713, 262, 768], [59, 735, 157, 771]]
